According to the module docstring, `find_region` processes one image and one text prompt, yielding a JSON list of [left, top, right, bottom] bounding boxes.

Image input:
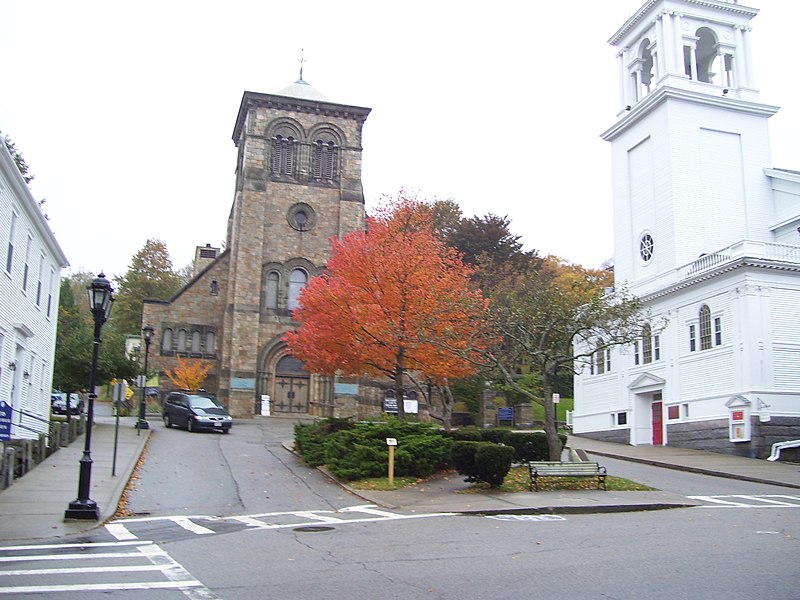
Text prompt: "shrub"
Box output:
[[395, 435, 453, 478], [323, 430, 387, 481], [480, 428, 511, 445], [447, 426, 484, 441], [451, 440, 487, 482], [294, 418, 355, 466], [475, 444, 515, 487], [503, 432, 569, 462]]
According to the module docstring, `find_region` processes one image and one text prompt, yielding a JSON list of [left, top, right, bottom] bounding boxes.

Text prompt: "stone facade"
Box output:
[[143, 80, 373, 418]]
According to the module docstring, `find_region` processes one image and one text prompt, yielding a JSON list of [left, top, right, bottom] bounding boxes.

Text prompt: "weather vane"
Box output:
[[298, 49, 306, 82]]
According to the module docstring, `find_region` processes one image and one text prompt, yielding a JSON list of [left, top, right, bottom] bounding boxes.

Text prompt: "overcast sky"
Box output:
[[1, 1, 798, 280]]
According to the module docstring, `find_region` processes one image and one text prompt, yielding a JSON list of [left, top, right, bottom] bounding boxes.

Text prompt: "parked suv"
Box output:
[[162, 391, 232, 433]]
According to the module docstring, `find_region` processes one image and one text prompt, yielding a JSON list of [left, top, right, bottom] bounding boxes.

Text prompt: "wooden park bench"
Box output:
[[526, 461, 607, 492]]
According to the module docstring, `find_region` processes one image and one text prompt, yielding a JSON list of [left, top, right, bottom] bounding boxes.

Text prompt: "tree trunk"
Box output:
[[540, 371, 562, 461], [438, 383, 454, 432], [394, 350, 405, 419]]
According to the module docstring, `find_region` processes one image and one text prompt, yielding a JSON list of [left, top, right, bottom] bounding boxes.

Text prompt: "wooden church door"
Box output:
[[272, 355, 310, 414]]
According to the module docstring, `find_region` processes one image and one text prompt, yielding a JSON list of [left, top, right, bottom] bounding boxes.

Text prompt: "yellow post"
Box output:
[[388, 445, 395, 487]]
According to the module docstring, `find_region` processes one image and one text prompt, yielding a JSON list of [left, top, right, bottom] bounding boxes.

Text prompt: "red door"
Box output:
[[651, 401, 663, 445]]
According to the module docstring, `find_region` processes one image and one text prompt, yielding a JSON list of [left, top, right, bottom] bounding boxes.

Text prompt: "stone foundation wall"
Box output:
[[667, 416, 800, 459], [574, 428, 631, 445]]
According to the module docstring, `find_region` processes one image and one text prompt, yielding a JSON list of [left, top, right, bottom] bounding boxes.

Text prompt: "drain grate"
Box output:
[[293, 525, 335, 532]]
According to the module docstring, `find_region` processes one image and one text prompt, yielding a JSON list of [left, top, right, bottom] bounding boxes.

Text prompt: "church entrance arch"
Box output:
[[272, 355, 310, 414]]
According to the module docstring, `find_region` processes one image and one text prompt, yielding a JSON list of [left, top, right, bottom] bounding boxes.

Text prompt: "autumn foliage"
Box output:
[[284, 193, 490, 414], [165, 356, 213, 391]]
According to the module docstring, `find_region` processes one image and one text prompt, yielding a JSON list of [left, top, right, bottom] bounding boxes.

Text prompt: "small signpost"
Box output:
[[386, 438, 398, 487], [553, 393, 560, 427]]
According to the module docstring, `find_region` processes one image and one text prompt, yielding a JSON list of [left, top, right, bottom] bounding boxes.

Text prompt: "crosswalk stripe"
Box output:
[[0, 580, 203, 594], [731, 495, 800, 507], [106, 522, 138, 540], [172, 516, 215, 535]]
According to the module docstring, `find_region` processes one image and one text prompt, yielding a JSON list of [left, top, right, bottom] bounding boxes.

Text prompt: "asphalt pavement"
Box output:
[[1, 409, 799, 542]]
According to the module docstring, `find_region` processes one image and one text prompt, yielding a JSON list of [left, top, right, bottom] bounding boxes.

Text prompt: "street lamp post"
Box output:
[[64, 273, 114, 520], [136, 325, 154, 431]]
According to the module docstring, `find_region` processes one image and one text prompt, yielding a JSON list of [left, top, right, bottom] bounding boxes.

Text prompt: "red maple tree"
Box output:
[[284, 193, 490, 418]]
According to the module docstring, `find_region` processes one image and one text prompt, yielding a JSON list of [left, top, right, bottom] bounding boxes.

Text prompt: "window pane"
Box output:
[[266, 271, 279, 309], [642, 325, 652, 363], [206, 332, 215, 354], [177, 329, 187, 352], [162, 329, 173, 352], [714, 317, 722, 346], [699, 305, 712, 350], [191, 331, 201, 353], [288, 269, 307, 312], [689, 324, 696, 352]]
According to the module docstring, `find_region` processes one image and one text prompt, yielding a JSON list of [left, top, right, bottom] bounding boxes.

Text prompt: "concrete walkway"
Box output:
[[2, 417, 799, 541], [0, 407, 149, 542]]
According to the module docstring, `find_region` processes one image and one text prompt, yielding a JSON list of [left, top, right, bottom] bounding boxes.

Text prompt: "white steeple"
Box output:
[[602, 0, 780, 295]]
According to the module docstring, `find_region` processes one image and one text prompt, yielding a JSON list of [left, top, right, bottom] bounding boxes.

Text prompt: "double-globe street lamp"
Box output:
[[64, 273, 114, 520], [136, 325, 154, 431]]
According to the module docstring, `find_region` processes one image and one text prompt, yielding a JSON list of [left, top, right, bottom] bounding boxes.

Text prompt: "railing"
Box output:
[[677, 241, 800, 281]]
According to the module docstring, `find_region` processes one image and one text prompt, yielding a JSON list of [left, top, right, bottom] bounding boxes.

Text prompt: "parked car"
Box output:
[[51, 392, 84, 415], [162, 391, 232, 433]]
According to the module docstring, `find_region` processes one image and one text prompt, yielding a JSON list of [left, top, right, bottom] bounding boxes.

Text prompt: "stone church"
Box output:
[[143, 76, 381, 418]]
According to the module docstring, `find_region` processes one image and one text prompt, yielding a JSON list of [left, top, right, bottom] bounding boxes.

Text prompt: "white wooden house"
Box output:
[[0, 140, 68, 440]]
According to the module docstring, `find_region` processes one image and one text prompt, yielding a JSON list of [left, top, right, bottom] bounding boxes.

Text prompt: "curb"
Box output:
[[585, 449, 800, 491]]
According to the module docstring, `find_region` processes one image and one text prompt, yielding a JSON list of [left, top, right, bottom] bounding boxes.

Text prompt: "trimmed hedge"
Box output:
[[294, 418, 451, 481], [475, 444, 515, 487]]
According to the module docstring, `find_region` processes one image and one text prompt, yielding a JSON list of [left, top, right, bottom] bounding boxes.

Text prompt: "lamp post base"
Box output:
[[64, 499, 100, 520]]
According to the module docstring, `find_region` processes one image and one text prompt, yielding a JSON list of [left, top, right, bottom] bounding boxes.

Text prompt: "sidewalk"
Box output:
[[0, 405, 149, 542], [330, 435, 800, 515]]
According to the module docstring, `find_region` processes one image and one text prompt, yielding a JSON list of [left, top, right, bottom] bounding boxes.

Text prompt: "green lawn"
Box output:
[[349, 466, 657, 493]]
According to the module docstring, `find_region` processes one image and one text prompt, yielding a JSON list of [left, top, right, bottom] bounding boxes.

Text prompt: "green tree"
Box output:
[[485, 255, 649, 460], [1, 133, 34, 184], [53, 276, 138, 394], [113, 239, 181, 334]]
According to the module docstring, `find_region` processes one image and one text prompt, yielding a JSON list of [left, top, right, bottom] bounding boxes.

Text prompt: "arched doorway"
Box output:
[[272, 355, 310, 414]]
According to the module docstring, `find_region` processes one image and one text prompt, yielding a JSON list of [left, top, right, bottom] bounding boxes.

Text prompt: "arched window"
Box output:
[[205, 332, 215, 354], [177, 329, 187, 352], [642, 324, 653, 363], [161, 328, 173, 353], [288, 269, 307, 312], [694, 28, 718, 84], [699, 305, 712, 350], [271, 135, 295, 176], [266, 271, 279, 309], [312, 140, 337, 181], [191, 331, 201, 353]]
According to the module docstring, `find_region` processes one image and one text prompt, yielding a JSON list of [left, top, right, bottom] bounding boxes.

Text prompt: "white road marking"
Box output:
[[486, 514, 567, 522], [172, 516, 215, 535], [106, 522, 138, 540], [109, 504, 455, 538], [689, 494, 800, 508], [0, 541, 213, 597]]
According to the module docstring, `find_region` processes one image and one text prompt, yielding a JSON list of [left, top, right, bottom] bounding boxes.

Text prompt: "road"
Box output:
[[0, 418, 798, 599]]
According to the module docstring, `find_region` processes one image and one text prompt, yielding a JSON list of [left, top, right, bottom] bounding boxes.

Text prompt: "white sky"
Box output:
[[1, 1, 798, 279]]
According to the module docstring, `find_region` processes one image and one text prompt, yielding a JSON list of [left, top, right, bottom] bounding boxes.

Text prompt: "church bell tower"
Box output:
[[602, 0, 779, 296]]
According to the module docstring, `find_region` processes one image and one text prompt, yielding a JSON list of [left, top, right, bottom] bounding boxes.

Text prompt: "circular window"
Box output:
[[287, 203, 316, 231], [639, 233, 654, 262]]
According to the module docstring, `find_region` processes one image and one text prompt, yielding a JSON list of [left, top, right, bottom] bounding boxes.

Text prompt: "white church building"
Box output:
[[573, 0, 800, 458]]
